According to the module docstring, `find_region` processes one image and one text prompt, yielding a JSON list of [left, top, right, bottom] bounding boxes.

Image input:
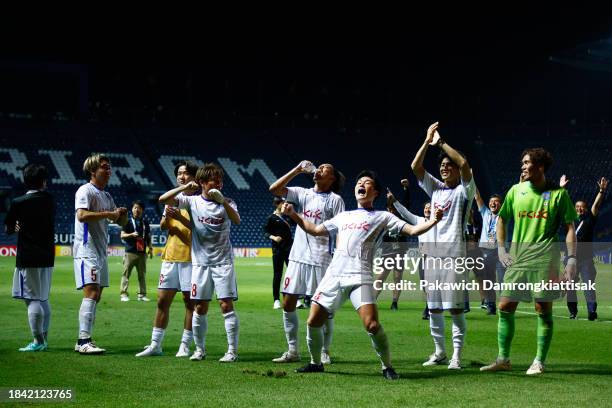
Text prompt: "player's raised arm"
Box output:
[[400, 208, 442, 236], [474, 186, 485, 211], [269, 160, 314, 196], [391, 195, 419, 225], [411, 122, 437, 181], [591, 177, 608, 216], [281, 202, 327, 237], [159, 181, 199, 206], [432, 129, 472, 183]]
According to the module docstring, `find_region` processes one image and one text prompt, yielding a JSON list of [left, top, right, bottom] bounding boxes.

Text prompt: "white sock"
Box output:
[[223, 311, 239, 354], [151, 327, 165, 349], [26, 300, 45, 344], [368, 326, 391, 370], [429, 312, 446, 356], [306, 325, 323, 365], [92, 299, 98, 328], [283, 310, 299, 354], [78, 298, 96, 340], [181, 329, 193, 346], [41, 300, 51, 339], [451, 313, 466, 360], [192, 312, 208, 351], [322, 318, 334, 353]]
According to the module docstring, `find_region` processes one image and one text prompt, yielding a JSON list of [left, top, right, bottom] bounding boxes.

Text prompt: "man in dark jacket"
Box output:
[[120, 200, 152, 302], [264, 196, 294, 309]]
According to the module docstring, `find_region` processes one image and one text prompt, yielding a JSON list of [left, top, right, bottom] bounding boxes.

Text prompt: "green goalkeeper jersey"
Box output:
[[498, 180, 577, 268]]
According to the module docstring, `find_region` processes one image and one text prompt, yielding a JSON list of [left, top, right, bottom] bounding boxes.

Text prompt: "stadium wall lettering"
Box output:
[[0, 148, 277, 190]]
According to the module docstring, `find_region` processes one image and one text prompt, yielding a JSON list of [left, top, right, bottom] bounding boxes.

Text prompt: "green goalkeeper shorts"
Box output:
[[500, 260, 562, 302]]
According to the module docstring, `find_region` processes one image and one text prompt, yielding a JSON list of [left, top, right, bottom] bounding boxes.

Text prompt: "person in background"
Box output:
[[561, 175, 608, 321], [120, 200, 153, 302], [264, 196, 294, 309]]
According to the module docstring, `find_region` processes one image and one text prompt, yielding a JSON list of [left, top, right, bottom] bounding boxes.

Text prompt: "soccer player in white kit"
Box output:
[[269, 161, 345, 364], [159, 163, 241, 362], [137, 160, 199, 358], [6, 164, 55, 352], [74, 154, 128, 354], [282, 170, 442, 380], [411, 122, 476, 370]]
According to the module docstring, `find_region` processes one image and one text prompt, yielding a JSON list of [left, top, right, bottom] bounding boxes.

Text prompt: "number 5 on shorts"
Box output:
[[90, 267, 98, 282]]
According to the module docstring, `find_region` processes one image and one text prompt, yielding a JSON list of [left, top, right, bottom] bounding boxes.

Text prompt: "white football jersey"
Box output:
[[322, 209, 407, 283], [286, 186, 344, 266], [418, 171, 475, 256], [177, 194, 236, 266], [73, 183, 117, 258]]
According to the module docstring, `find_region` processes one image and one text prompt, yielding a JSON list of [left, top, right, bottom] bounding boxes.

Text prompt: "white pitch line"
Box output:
[[514, 310, 612, 323]]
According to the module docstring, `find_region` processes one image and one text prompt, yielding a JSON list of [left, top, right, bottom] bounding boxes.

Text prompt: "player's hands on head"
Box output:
[[598, 177, 608, 191], [559, 175, 569, 188], [425, 122, 439, 144]]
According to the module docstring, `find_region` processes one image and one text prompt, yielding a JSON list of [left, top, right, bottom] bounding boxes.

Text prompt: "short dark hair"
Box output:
[[132, 200, 145, 210], [576, 199, 588, 206], [23, 164, 48, 190], [196, 163, 224, 184], [521, 148, 553, 172], [355, 170, 383, 196], [174, 160, 199, 178], [489, 194, 503, 201], [438, 150, 466, 167]]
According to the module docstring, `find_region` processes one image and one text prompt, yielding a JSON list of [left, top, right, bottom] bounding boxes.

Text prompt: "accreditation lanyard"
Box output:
[[487, 213, 498, 241]]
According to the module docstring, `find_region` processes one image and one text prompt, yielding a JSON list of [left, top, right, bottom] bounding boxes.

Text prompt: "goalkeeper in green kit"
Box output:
[[480, 148, 577, 376]]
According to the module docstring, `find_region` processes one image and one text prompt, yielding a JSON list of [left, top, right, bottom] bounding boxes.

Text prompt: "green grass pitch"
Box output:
[[0, 257, 611, 407]]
